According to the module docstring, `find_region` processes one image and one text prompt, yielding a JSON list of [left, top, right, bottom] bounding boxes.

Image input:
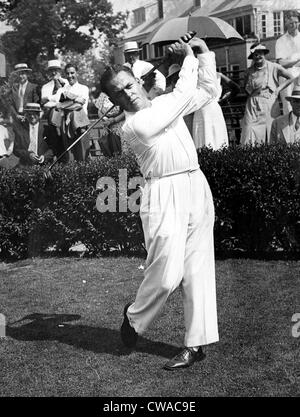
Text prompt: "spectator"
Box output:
[[41, 59, 68, 158], [275, 10, 300, 115], [54, 63, 90, 161], [0, 108, 17, 168], [8, 63, 39, 145], [13, 103, 53, 166], [94, 92, 124, 156], [270, 85, 300, 144], [241, 43, 293, 145], [123, 41, 166, 96]]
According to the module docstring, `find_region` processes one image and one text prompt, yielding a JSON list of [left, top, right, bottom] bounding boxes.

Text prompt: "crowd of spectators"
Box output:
[[1, 10, 300, 170]]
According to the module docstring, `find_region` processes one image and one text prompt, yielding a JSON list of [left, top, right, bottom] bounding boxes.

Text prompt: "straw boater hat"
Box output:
[[47, 59, 62, 71], [285, 85, 300, 101], [167, 64, 181, 79], [23, 103, 42, 113], [248, 43, 269, 59], [14, 63, 32, 72], [123, 41, 141, 53]]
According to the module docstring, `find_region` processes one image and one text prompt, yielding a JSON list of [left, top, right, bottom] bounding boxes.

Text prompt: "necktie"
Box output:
[[52, 79, 62, 95], [295, 117, 300, 131]]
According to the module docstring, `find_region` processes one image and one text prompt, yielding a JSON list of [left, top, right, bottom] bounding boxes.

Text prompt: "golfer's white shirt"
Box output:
[[123, 52, 218, 179], [63, 82, 89, 114], [41, 78, 68, 106], [28, 122, 39, 155]]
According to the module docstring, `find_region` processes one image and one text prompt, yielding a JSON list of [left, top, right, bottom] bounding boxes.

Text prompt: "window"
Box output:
[[154, 44, 164, 58], [273, 11, 281, 36], [158, 0, 163, 19], [133, 7, 145, 26], [194, 0, 201, 6], [235, 15, 252, 36], [261, 14, 267, 38], [230, 64, 240, 83], [141, 44, 148, 60]]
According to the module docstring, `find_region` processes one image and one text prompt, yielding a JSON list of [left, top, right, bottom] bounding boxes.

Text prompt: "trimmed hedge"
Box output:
[[0, 144, 299, 260]]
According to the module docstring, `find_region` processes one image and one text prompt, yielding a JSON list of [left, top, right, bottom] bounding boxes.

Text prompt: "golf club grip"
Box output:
[[141, 31, 197, 81], [167, 31, 197, 52]]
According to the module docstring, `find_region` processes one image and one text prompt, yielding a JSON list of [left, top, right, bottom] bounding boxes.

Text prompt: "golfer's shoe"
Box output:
[[121, 302, 138, 348], [163, 347, 205, 371]]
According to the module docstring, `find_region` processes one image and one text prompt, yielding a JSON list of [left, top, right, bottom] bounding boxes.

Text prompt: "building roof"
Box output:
[[192, 0, 300, 17]]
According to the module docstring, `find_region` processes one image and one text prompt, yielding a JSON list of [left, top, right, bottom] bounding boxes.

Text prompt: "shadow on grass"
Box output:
[[6, 313, 179, 359]]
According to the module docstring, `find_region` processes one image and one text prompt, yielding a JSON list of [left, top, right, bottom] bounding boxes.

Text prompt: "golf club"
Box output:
[[43, 104, 115, 180]]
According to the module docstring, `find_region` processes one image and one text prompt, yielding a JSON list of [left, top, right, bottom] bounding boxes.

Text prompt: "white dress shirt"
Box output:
[[123, 52, 218, 179], [275, 32, 300, 76], [28, 122, 39, 154], [0, 125, 12, 156], [41, 78, 68, 107], [62, 81, 89, 114], [18, 80, 28, 113]]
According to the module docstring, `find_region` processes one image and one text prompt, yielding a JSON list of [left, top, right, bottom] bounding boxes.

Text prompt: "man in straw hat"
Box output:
[[41, 59, 68, 158], [270, 85, 300, 144], [41, 59, 68, 109], [100, 34, 219, 370], [9, 63, 39, 144], [275, 10, 300, 115], [13, 103, 53, 166], [123, 41, 166, 97]]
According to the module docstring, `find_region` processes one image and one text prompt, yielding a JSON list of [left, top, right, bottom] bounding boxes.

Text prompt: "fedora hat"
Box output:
[[14, 63, 32, 72], [167, 64, 181, 79], [285, 85, 300, 101], [23, 103, 42, 113], [47, 59, 62, 70], [123, 41, 141, 53], [248, 43, 269, 59]]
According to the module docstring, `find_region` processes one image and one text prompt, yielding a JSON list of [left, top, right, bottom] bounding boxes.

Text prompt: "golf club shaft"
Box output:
[[47, 104, 115, 171]]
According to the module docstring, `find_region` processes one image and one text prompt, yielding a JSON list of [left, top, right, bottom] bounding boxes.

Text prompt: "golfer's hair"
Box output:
[[100, 65, 135, 96], [286, 10, 300, 20], [65, 63, 78, 72]]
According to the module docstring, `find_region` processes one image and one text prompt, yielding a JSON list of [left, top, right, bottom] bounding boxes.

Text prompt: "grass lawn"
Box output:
[[0, 257, 299, 397]]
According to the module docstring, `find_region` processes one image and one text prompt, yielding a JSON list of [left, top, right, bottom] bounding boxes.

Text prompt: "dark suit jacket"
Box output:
[[270, 112, 299, 144], [10, 81, 40, 118], [13, 121, 53, 165]]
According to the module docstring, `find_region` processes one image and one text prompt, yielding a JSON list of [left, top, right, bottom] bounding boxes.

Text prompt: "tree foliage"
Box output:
[[0, 0, 127, 67]]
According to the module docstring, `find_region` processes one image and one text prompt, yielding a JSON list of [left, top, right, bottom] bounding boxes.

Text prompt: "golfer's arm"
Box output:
[[130, 56, 199, 139]]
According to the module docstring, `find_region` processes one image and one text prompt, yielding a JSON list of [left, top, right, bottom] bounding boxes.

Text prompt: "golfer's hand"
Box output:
[[189, 37, 209, 54], [75, 97, 85, 105], [168, 38, 193, 57]]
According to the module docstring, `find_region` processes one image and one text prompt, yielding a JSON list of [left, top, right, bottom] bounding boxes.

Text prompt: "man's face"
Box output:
[[124, 51, 139, 66], [252, 51, 265, 66], [287, 16, 299, 35], [65, 66, 78, 85], [19, 71, 28, 84], [291, 98, 300, 117], [48, 68, 61, 80], [25, 111, 40, 125], [107, 70, 150, 112]]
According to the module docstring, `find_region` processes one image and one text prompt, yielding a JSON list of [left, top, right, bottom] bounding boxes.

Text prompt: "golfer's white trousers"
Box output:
[[127, 169, 219, 347]]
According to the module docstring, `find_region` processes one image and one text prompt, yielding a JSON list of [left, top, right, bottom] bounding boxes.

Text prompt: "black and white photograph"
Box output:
[[0, 0, 299, 403]]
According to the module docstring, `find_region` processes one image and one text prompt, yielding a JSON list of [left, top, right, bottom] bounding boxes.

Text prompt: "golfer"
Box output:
[[100, 34, 219, 370]]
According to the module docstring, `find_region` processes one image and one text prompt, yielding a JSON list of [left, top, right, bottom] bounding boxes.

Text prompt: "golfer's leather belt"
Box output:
[[145, 167, 199, 181]]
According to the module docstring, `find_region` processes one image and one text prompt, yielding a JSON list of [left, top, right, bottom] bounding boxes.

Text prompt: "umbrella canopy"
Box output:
[[148, 16, 244, 44]]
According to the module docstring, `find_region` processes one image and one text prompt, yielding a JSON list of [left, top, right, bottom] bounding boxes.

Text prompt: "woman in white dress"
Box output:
[[192, 72, 228, 150]]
